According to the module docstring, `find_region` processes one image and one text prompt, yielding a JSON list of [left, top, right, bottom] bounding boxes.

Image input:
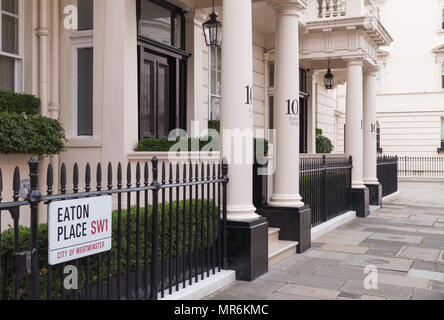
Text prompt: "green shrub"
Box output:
[[136, 137, 219, 152], [316, 129, 333, 154], [0, 89, 41, 115], [208, 120, 220, 133], [0, 112, 65, 156], [0, 199, 218, 300]]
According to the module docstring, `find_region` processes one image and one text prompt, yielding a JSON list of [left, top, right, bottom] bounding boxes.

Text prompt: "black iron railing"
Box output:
[[377, 156, 398, 197], [300, 155, 353, 228], [0, 157, 228, 300], [398, 156, 444, 178]]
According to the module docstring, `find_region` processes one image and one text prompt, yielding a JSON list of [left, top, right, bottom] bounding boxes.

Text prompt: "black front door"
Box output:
[[139, 51, 170, 139], [299, 94, 308, 154]]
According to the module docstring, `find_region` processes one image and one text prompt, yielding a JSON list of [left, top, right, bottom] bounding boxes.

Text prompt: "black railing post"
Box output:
[[28, 157, 42, 300], [349, 155, 353, 210], [322, 155, 327, 223], [221, 157, 229, 270], [150, 157, 159, 300]]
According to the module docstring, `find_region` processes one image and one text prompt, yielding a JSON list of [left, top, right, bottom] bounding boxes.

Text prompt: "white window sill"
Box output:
[[66, 137, 102, 148]]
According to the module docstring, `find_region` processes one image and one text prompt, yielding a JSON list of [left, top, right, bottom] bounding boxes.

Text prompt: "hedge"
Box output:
[[0, 112, 65, 156], [136, 137, 219, 152], [0, 89, 40, 115], [0, 199, 218, 300]]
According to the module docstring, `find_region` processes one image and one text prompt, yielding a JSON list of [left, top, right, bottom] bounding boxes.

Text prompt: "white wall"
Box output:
[[375, 0, 444, 156]]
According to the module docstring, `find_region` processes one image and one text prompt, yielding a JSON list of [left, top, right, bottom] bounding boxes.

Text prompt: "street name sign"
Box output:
[[48, 196, 112, 265]]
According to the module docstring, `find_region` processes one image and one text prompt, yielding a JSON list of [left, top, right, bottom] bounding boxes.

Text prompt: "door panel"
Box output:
[[139, 51, 170, 139]]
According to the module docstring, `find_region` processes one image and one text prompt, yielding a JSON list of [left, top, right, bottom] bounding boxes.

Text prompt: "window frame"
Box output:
[[71, 30, 94, 138], [208, 45, 221, 121], [0, 0, 24, 92], [137, 0, 186, 50]]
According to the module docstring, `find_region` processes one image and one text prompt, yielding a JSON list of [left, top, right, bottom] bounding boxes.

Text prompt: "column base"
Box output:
[[258, 206, 312, 253], [268, 194, 304, 208], [226, 217, 269, 281], [366, 183, 382, 206], [352, 188, 370, 218]]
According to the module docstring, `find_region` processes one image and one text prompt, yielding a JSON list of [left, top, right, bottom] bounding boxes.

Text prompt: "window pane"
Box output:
[[2, 14, 18, 54], [441, 118, 444, 140], [78, 48, 94, 136], [78, 0, 94, 30], [2, 0, 18, 14], [210, 96, 220, 121], [268, 96, 274, 130], [175, 14, 182, 49], [268, 61, 275, 88], [0, 55, 14, 91], [139, 0, 172, 46]]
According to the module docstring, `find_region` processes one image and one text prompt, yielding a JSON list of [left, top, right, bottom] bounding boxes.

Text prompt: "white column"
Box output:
[[268, 2, 305, 208], [220, 0, 259, 221], [345, 58, 365, 189], [363, 67, 379, 185]]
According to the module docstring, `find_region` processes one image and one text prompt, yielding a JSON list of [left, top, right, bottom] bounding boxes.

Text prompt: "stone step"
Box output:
[[268, 239, 298, 268], [268, 227, 280, 246]]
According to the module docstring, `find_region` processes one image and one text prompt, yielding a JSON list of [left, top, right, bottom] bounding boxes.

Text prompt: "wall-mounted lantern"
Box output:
[[203, 0, 222, 47]]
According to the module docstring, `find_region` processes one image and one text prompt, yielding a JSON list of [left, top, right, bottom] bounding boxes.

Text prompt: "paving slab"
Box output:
[[412, 261, 438, 272], [319, 244, 370, 255], [340, 280, 413, 300], [368, 233, 423, 244], [408, 269, 444, 282], [377, 272, 430, 289], [361, 295, 387, 300], [287, 273, 347, 290], [277, 284, 340, 300], [267, 293, 319, 300], [313, 265, 366, 281], [396, 246, 440, 262], [411, 289, 444, 300], [343, 254, 413, 272], [314, 230, 373, 246], [305, 250, 350, 261]]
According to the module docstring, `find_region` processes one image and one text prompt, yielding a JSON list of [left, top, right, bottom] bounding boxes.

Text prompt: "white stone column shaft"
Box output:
[[363, 67, 379, 184], [269, 4, 304, 208], [220, 0, 258, 221], [345, 59, 365, 189]]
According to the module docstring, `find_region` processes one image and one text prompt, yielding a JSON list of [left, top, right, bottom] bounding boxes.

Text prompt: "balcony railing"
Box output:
[[307, 0, 380, 22]]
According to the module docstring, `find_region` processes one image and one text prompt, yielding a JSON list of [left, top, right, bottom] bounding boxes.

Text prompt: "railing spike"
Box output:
[[85, 163, 91, 192], [127, 163, 132, 187], [107, 163, 113, 190], [97, 163, 102, 191], [73, 163, 79, 193], [47, 164, 54, 195], [144, 162, 149, 186], [117, 163, 122, 188], [13, 167, 20, 200], [0, 168, 3, 201], [136, 162, 141, 187], [61, 163, 67, 194]]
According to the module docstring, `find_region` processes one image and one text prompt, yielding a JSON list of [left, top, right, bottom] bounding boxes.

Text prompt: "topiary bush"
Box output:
[[0, 90, 65, 156], [0, 89, 41, 115], [0, 113, 65, 156], [316, 128, 333, 154]]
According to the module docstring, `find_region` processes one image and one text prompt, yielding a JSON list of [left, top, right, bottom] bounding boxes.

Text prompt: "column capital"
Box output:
[[364, 65, 380, 76], [268, 0, 307, 17], [344, 57, 364, 67]]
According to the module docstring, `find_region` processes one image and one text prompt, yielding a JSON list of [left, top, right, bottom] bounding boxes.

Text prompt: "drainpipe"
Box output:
[[49, 0, 60, 194], [37, 0, 50, 223]]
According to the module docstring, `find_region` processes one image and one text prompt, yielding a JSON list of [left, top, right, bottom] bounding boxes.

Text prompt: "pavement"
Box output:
[[204, 181, 444, 300]]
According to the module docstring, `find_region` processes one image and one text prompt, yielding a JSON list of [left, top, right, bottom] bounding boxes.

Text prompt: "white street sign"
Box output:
[[48, 196, 112, 265]]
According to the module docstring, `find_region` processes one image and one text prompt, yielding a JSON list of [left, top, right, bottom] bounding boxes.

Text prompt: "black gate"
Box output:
[[0, 157, 228, 300], [300, 155, 353, 227]]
